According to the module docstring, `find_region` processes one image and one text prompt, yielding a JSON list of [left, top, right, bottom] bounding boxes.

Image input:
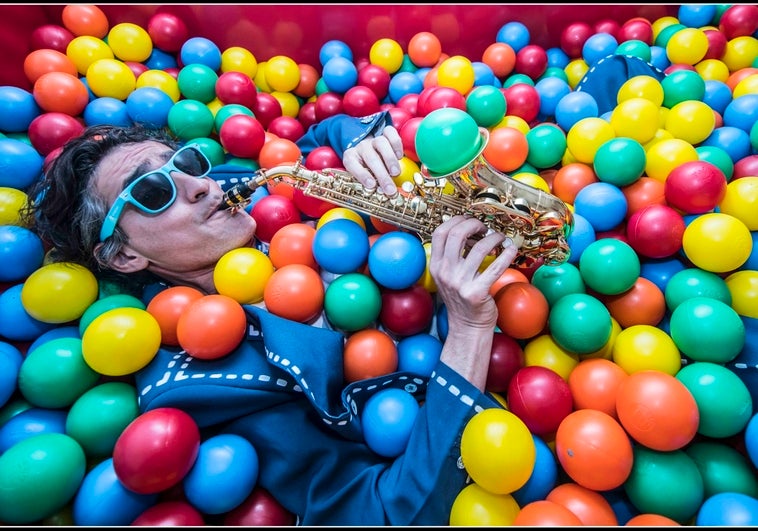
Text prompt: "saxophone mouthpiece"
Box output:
[[218, 181, 257, 211]]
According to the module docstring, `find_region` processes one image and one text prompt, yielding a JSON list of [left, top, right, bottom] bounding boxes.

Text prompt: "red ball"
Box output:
[[297, 101, 318, 131], [502, 83, 540, 123], [304, 145, 342, 170], [176, 294, 248, 360], [664, 160, 727, 214], [30, 24, 74, 53], [733, 154, 758, 180], [223, 487, 296, 526], [703, 28, 728, 60], [251, 194, 302, 243], [132, 501, 205, 526], [396, 93, 419, 116], [617, 17, 653, 45], [386, 106, 413, 131], [719, 4, 758, 40], [342, 85, 381, 117], [27, 112, 84, 156], [594, 19, 621, 39], [506, 365, 573, 436], [215, 71, 258, 109], [399, 116, 423, 161], [147, 12, 189, 52], [514, 44, 548, 81], [485, 331, 525, 394], [125, 61, 149, 80], [560, 22, 594, 58], [625, 203, 686, 258], [379, 285, 435, 338], [113, 408, 200, 494], [267, 115, 305, 143], [251, 92, 282, 129], [314, 91, 344, 121], [357, 63, 391, 101], [416, 86, 466, 116], [219, 114, 266, 159]]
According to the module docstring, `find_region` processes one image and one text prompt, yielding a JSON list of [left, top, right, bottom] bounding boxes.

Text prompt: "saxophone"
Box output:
[[220, 147, 574, 267]]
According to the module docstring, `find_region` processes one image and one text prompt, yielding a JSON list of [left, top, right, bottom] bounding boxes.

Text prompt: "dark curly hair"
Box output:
[[21, 124, 181, 296]]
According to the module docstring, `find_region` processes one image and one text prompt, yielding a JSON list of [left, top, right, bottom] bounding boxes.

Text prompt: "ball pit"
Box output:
[[0, 2, 757, 526]]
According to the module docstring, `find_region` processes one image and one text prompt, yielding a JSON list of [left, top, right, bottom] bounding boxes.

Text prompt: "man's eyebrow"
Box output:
[[121, 150, 174, 188]]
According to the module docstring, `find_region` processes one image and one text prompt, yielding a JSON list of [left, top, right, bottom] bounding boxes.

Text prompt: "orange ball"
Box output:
[[176, 294, 248, 360], [482, 42, 516, 78], [343, 328, 397, 383], [407, 31, 442, 67], [513, 500, 583, 526], [61, 4, 110, 38], [146, 286, 204, 346], [268, 222, 318, 270], [615, 369, 699, 451], [494, 282, 549, 340], [258, 138, 302, 168], [293, 63, 320, 99], [489, 267, 529, 297], [554, 409, 634, 491], [568, 358, 629, 420], [483, 127, 529, 173], [625, 513, 682, 526], [546, 482, 619, 526], [621, 176, 666, 220], [599, 277, 666, 328], [552, 162, 598, 204], [33, 71, 90, 115], [263, 264, 324, 323], [24, 48, 78, 84]]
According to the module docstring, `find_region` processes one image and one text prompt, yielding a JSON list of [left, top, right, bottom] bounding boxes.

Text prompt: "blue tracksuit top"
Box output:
[[133, 112, 503, 525]]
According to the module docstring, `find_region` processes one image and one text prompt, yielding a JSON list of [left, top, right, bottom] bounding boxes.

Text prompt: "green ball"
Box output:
[[654, 23, 686, 48], [465, 85, 506, 128], [548, 292, 612, 354], [676, 361, 753, 439], [525, 123, 566, 169], [17, 337, 100, 409], [415, 108, 484, 176], [662, 69, 705, 108], [0, 433, 86, 524], [696, 145, 735, 181], [624, 445, 704, 523], [214, 103, 255, 133], [502, 73, 535, 87], [177, 63, 219, 103], [685, 440, 758, 499], [579, 238, 640, 295], [79, 294, 146, 336], [530, 262, 586, 307], [167, 99, 215, 140], [664, 267, 732, 312], [669, 296, 746, 363], [324, 273, 382, 332], [65, 382, 140, 458], [593, 137, 646, 187], [186, 137, 226, 166], [614, 39, 652, 62], [751, 120, 758, 153], [0, 397, 32, 426], [537, 66, 568, 83]]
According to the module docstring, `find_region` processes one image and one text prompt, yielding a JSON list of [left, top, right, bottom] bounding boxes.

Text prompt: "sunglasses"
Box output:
[[99, 144, 211, 242]]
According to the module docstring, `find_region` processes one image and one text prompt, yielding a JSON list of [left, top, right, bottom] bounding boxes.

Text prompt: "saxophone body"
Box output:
[[221, 155, 574, 268]]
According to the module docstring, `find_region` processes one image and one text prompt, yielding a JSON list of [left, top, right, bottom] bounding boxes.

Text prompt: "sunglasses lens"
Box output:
[[132, 172, 174, 211], [175, 147, 210, 176]]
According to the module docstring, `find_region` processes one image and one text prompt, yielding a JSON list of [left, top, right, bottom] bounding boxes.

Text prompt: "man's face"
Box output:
[[93, 141, 257, 280]]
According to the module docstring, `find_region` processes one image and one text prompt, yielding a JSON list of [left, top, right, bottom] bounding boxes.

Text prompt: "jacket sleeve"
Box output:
[[295, 111, 393, 159]]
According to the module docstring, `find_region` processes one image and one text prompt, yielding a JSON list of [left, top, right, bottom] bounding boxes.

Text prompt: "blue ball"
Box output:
[[436, 304, 448, 341], [27, 325, 81, 355], [496, 21, 530, 53], [723, 94, 758, 133], [319, 39, 353, 66], [0, 407, 67, 453], [555, 91, 599, 131], [703, 79, 734, 116], [472, 61, 496, 86], [696, 492, 758, 526], [126, 87, 175, 129], [0, 341, 23, 408], [0, 225, 45, 283], [83, 97, 132, 127], [573, 181, 628, 232], [321, 56, 358, 94], [73, 458, 158, 525], [649, 45, 671, 72], [183, 433, 259, 515], [567, 213, 597, 264], [397, 333, 442, 377], [582, 33, 619, 66], [312, 218, 369, 274], [535, 76, 572, 118], [145, 48, 178, 71], [0, 284, 55, 342], [512, 434, 558, 506], [678, 4, 718, 27], [361, 388, 420, 458], [388, 71, 423, 104], [640, 257, 686, 293], [368, 231, 426, 290], [546, 47, 570, 69], [745, 411, 758, 469], [180, 37, 222, 71], [0, 138, 44, 189], [701, 126, 752, 163], [0, 86, 41, 133]]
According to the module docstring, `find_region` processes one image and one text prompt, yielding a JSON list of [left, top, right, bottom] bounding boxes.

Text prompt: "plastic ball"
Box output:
[[449, 483, 520, 526], [361, 388, 419, 458], [379, 284, 434, 338], [0, 225, 45, 282], [611, 323, 680, 376], [366, 231, 426, 290], [214, 246, 274, 305], [397, 333, 443, 378], [686, 440, 758, 500], [460, 408, 536, 495], [176, 294, 247, 360], [131, 500, 205, 526], [494, 282, 549, 340], [670, 296, 745, 363], [568, 357, 628, 419], [530, 262, 586, 306], [609, 97, 659, 145], [549, 292, 613, 354], [511, 434, 558, 507], [0, 283, 56, 342], [320, 56, 357, 94], [264, 55, 300, 93], [0, 86, 42, 133], [506, 365, 573, 436], [85, 58, 136, 100], [582, 32, 619, 65], [482, 126, 528, 173], [61, 4, 109, 37], [180, 36, 221, 71], [697, 492, 758, 526], [0, 138, 44, 190], [415, 107, 484, 176], [664, 267, 731, 313], [665, 160, 727, 215], [263, 264, 324, 323], [555, 90, 599, 131], [323, 272, 381, 332], [312, 218, 369, 274], [31, 71, 89, 116], [600, 276, 667, 328], [0, 433, 86, 524], [719, 176, 758, 231], [267, 222, 318, 270], [626, 204, 685, 258], [249, 194, 300, 244], [78, 293, 145, 336], [113, 407, 200, 495], [406, 31, 441, 67], [106, 22, 152, 63], [524, 123, 566, 169], [725, 270, 758, 319], [465, 85, 506, 127], [554, 409, 633, 491], [343, 328, 397, 382], [84, 96, 131, 126], [592, 137, 646, 187], [546, 482, 619, 526], [145, 286, 204, 346], [20, 262, 98, 324], [369, 38, 404, 74], [223, 486, 295, 526], [682, 212, 752, 273], [146, 12, 188, 53], [566, 116, 616, 164], [578, 238, 640, 295]]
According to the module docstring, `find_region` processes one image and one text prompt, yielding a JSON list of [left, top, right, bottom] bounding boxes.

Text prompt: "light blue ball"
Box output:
[[0, 225, 45, 283], [362, 388, 419, 458]]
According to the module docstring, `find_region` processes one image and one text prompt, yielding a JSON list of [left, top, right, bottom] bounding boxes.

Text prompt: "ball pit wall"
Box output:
[[0, 4, 678, 90]]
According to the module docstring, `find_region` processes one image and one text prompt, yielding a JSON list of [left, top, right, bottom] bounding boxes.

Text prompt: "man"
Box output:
[[24, 111, 518, 525]]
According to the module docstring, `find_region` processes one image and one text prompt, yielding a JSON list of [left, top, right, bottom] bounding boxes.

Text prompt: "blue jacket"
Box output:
[[134, 113, 502, 525]]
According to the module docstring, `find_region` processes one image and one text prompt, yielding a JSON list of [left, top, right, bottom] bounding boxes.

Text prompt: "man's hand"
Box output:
[[342, 125, 403, 196]]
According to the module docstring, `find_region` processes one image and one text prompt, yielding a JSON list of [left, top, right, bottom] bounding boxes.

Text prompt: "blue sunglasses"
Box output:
[[99, 144, 211, 242]]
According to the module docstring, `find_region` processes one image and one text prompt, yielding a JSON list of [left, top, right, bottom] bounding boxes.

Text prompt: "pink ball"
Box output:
[[297, 101, 317, 131], [386, 106, 413, 131], [625, 204, 686, 259], [147, 12, 189, 53], [27, 112, 84, 156], [267, 115, 305, 143], [719, 4, 758, 40], [132, 501, 205, 526], [507, 365, 573, 436], [357, 64, 391, 101], [664, 160, 727, 214], [342, 85, 381, 117], [314, 91, 344, 121], [215, 71, 258, 108], [733, 154, 758, 180], [250, 194, 302, 243], [396, 93, 419, 116], [251, 92, 282, 129], [703, 29, 728, 60], [502, 83, 540, 123], [560, 22, 594, 58], [416, 86, 466, 117], [218, 114, 266, 159], [514, 44, 548, 80]]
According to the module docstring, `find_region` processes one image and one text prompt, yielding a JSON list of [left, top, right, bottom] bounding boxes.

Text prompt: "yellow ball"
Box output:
[[417, 241, 437, 293], [719, 177, 758, 231], [393, 156, 421, 188], [66, 35, 114, 75], [566, 117, 615, 164], [270, 90, 300, 118], [523, 334, 580, 381], [437, 55, 475, 95], [695, 59, 730, 83], [512, 172, 550, 193], [460, 408, 536, 495], [0, 187, 28, 226], [617, 75, 664, 106], [722, 36, 758, 72], [449, 484, 520, 526], [253, 61, 272, 93], [86, 58, 136, 100], [612, 324, 681, 375], [136, 69, 181, 102], [264, 55, 300, 93], [316, 207, 366, 230], [21, 262, 99, 323], [644, 138, 699, 182], [221, 46, 258, 78], [213, 247, 275, 305], [369, 38, 404, 74], [580, 317, 622, 361], [82, 307, 161, 376], [564, 59, 589, 89], [495, 115, 530, 135], [609, 97, 660, 144], [734, 74, 758, 99], [664, 100, 715, 145], [725, 270, 758, 319], [682, 212, 753, 273], [107, 22, 153, 63], [651, 16, 680, 42], [665, 27, 709, 65]]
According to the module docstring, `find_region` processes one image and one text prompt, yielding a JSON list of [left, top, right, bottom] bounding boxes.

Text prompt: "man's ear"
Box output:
[[94, 242, 149, 273]]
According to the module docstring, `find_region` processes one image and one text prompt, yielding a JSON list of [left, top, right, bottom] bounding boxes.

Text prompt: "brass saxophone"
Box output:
[[220, 140, 574, 267]]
